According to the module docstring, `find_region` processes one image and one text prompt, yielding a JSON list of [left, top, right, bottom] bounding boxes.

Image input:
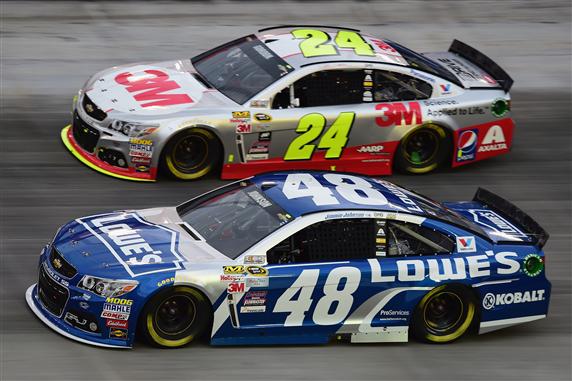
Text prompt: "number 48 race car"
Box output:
[[27, 172, 550, 348], [62, 25, 514, 181]]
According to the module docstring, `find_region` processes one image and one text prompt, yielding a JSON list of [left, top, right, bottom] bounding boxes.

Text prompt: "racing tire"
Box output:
[[394, 124, 451, 174], [140, 286, 212, 348], [162, 128, 221, 180], [412, 284, 476, 344]]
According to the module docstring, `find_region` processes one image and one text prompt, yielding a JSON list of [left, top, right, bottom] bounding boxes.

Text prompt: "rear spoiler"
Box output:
[[449, 40, 514, 92], [473, 188, 549, 248]]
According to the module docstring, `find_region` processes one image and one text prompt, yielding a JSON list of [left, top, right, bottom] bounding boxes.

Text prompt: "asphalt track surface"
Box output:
[[1, 1, 571, 380]]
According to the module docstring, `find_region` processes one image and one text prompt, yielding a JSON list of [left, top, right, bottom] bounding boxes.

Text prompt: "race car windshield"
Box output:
[[192, 35, 294, 104], [385, 40, 462, 86], [177, 182, 292, 259]]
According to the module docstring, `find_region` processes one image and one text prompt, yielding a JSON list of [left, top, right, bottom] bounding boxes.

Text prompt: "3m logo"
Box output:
[[375, 102, 422, 127], [115, 70, 193, 108], [227, 282, 245, 294]]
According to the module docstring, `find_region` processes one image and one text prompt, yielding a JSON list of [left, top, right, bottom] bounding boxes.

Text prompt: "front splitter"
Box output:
[[60, 125, 156, 182], [25, 284, 130, 349]]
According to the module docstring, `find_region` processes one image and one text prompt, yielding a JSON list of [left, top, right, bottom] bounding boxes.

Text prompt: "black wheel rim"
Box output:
[[423, 292, 464, 334], [155, 295, 197, 336], [404, 129, 439, 165], [172, 135, 209, 172]]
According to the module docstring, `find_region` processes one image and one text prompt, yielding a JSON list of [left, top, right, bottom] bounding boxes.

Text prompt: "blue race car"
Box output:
[[26, 171, 550, 348]]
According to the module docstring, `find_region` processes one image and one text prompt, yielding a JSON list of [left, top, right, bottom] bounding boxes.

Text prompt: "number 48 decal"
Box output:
[[284, 112, 355, 161], [274, 267, 361, 326]]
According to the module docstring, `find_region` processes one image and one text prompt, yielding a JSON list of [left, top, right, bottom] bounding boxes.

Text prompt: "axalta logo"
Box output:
[[115, 69, 193, 108], [478, 125, 507, 152], [357, 145, 384, 153], [77, 212, 184, 277], [482, 289, 546, 310], [456, 129, 478, 162], [375, 102, 422, 127]]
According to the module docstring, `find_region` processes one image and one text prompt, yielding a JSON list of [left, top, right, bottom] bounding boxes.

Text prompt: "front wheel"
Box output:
[[140, 286, 211, 348], [162, 128, 221, 180], [412, 285, 476, 343], [394, 125, 450, 174]]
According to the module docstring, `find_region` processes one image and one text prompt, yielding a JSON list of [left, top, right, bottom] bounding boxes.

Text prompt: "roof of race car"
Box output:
[[254, 25, 409, 69], [251, 171, 438, 218]]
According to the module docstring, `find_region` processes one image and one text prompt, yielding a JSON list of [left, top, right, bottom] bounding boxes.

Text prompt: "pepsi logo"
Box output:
[[458, 130, 478, 153], [456, 129, 479, 162]]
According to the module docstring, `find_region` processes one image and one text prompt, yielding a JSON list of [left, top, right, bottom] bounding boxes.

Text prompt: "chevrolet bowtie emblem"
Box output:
[[85, 103, 94, 113], [53, 258, 62, 269]]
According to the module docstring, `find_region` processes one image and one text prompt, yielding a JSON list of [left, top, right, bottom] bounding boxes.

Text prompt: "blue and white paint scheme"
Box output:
[[26, 171, 551, 348]]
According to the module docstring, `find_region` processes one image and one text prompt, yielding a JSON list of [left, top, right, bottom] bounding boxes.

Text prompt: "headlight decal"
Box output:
[[78, 275, 138, 298]]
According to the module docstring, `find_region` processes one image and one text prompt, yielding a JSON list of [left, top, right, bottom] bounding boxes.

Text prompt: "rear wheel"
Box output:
[[413, 285, 476, 343], [162, 128, 220, 180], [395, 125, 450, 174], [140, 286, 211, 348]]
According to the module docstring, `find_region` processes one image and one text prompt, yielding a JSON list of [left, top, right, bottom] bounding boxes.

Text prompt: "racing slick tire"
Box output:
[[394, 124, 451, 174], [162, 128, 221, 180], [412, 284, 477, 344], [139, 286, 212, 348]]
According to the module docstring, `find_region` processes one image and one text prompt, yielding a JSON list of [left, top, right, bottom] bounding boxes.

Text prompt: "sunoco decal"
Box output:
[[77, 212, 184, 277]]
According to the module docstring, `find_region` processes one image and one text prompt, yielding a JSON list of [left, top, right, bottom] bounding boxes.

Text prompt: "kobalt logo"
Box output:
[[478, 125, 507, 152], [482, 290, 545, 310], [357, 145, 384, 153]]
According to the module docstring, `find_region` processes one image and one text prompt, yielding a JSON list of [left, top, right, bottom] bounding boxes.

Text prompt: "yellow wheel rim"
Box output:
[[165, 129, 215, 180], [419, 286, 475, 343], [145, 287, 206, 348], [401, 124, 447, 174]]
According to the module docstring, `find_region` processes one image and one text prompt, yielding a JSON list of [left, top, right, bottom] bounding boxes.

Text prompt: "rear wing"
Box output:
[[449, 40, 514, 92], [473, 188, 549, 248]]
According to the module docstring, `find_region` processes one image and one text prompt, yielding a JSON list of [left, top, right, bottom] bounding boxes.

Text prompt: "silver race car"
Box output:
[[62, 25, 514, 181]]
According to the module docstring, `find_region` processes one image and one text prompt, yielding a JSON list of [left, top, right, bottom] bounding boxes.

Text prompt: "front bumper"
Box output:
[[26, 284, 130, 349], [25, 250, 135, 348], [61, 125, 157, 182]]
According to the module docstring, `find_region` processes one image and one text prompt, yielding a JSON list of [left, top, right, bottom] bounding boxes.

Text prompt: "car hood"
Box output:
[[84, 60, 232, 117], [52, 207, 228, 279]]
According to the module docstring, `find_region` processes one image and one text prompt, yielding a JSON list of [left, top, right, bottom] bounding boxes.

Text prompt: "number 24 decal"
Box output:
[[292, 29, 375, 58], [284, 112, 355, 161]]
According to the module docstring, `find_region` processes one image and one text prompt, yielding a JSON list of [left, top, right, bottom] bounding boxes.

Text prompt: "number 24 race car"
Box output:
[[27, 172, 550, 348], [62, 25, 514, 181]]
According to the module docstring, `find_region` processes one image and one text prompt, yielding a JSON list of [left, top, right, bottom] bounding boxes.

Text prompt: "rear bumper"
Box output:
[[452, 118, 515, 168], [61, 125, 157, 182], [26, 284, 130, 349]]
